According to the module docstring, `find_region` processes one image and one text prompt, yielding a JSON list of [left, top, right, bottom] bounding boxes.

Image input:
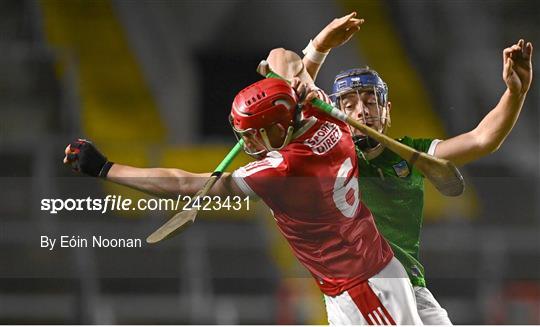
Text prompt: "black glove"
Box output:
[[66, 139, 113, 178]]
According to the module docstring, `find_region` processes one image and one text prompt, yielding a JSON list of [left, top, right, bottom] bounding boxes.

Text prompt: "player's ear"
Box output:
[[387, 101, 392, 114], [266, 123, 287, 148]]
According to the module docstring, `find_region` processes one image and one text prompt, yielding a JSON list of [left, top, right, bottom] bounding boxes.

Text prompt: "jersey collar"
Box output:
[[292, 116, 317, 139], [360, 144, 385, 161]]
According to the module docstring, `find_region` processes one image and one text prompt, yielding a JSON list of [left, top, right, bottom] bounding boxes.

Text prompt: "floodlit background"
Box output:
[[0, 0, 539, 324]]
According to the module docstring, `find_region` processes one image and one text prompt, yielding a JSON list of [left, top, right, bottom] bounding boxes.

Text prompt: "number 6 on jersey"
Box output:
[[333, 157, 360, 218]]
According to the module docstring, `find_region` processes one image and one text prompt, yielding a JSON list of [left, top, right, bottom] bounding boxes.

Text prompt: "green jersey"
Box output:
[[357, 136, 434, 287]]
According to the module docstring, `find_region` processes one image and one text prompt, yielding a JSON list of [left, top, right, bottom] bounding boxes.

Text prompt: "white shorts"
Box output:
[[415, 286, 452, 325], [324, 257, 423, 325]]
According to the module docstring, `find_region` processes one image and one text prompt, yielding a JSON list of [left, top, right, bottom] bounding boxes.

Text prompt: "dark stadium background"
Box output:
[[0, 0, 538, 324]]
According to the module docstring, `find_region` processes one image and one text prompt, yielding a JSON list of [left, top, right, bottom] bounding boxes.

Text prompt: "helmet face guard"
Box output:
[[230, 78, 297, 158], [331, 68, 390, 137], [229, 121, 267, 159]]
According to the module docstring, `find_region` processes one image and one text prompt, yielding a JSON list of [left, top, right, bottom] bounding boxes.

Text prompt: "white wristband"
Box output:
[[302, 39, 329, 65]]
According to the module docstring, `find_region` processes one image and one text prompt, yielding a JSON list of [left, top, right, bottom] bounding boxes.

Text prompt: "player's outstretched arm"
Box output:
[[265, 47, 335, 92], [63, 139, 243, 198], [261, 51, 329, 105], [266, 48, 312, 84], [433, 39, 533, 166], [105, 164, 242, 198], [302, 12, 364, 81]]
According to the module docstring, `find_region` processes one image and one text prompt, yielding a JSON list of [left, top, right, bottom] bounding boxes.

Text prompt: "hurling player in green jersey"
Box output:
[[301, 12, 533, 324]]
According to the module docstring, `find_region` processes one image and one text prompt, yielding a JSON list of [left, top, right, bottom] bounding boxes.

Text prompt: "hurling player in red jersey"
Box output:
[[64, 48, 422, 325]]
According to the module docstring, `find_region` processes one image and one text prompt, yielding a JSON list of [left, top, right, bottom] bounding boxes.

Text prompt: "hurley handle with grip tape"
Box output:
[[214, 139, 244, 174]]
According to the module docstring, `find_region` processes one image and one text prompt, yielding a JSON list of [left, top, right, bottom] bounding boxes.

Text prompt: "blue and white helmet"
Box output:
[[331, 68, 390, 150], [331, 67, 388, 109]]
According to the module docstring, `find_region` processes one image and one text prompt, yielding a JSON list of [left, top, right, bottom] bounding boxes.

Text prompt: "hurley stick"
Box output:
[[257, 60, 464, 197], [146, 140, 244, 244]]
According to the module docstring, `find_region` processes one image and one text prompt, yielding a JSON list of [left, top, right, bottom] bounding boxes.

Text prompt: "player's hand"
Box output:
[[291, 77, 309, 101], [63, 139, 113, 177], [503, 39, 533, 95], [312, 12, 364, 53], [291, 77, 324, 105]]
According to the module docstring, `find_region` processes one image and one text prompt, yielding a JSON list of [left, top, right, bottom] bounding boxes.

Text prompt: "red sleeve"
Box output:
[[231, 151, 288, 200]]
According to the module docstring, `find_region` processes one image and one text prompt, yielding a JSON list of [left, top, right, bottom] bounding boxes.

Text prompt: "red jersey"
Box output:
[[232, 103, 393, 296]]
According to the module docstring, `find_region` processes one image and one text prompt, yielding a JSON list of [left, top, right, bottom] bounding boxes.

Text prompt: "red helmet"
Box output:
[[231, 78, 297, 130], [230, 78, 298, 157]]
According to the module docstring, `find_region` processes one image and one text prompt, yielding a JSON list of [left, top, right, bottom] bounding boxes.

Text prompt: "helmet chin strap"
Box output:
[[259, 125, 295, 152], [352, 110, 387, 153], [353, 135, 380, 151]]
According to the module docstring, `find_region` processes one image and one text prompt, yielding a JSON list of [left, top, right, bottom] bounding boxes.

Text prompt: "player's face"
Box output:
[[340, 90, 385, 136], [239, 129, 267, 157], [239, 124, 287, 159]]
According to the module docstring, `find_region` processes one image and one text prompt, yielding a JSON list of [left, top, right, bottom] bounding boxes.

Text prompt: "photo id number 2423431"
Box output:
[[180, 195, 250, 211]]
